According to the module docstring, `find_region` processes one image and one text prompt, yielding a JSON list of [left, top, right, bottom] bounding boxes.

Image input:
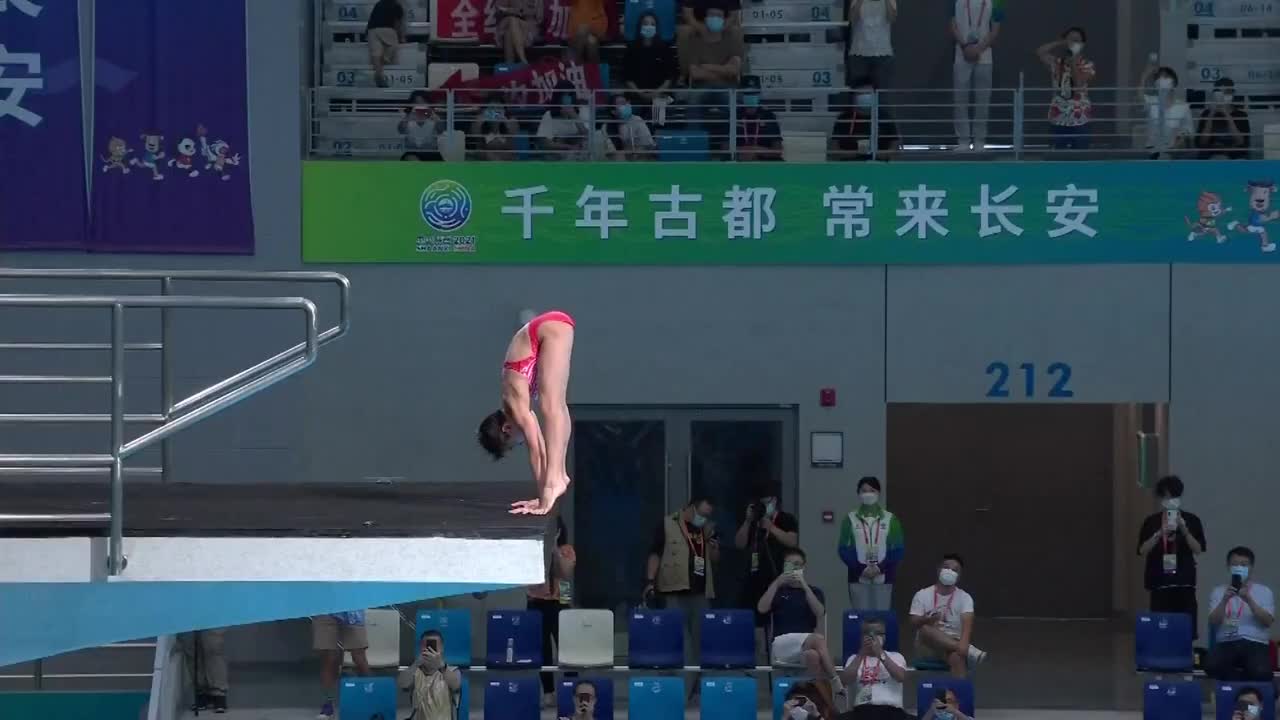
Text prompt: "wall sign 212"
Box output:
[[985, 361, 1074, 399]]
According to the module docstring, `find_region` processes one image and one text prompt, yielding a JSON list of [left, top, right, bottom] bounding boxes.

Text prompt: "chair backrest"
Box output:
[[916, 677, 975, 719], [559, 609, 615, 667], [360, 609, 402, 669], [484, 677, 540, 720], [1135, 612, 1194, 672], [842, 610, 900, 664], [558, 676, 616, 720], [1142, 680, 1200, 720], [628, 608, 684, 668], [338, 675, 397, 720], [657, 130, 711, 161], [627, 676, 686, 720], [457, 671, 470, 720], [622, 0, 677, 41], [700, 609, 756, 669], [485, 610, 543, 668], [1214, 682, 1277, 720], [416, 609, 473, 666], [701, 676, 758, 720]]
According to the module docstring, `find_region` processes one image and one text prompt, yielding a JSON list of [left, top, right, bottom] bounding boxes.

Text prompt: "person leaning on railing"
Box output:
[[1195, 77, 1252, 160]]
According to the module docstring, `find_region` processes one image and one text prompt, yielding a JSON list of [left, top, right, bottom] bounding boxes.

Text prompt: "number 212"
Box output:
[[985, 361, 1073, 398]]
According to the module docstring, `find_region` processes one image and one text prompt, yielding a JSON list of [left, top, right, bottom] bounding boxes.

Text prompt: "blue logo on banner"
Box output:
[[420, 180, 473, 232]]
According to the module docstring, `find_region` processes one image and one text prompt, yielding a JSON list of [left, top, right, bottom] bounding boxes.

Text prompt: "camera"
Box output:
[[750, 501, 766, 519]]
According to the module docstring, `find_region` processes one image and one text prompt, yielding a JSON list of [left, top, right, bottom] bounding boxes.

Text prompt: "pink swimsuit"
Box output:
[[502, 310, 574, 397]]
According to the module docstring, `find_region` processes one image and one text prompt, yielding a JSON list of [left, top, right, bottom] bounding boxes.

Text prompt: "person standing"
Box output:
[[314, 610, 371, 719], [1036, 26, 1096, 150], [183, 628, 229, 714], [847, 0, 896, 89], [527, 516, 576, 707], [949, 0, 1004, 150], [366, 0, 406, 88], [736, 484, 799, 660], [645, 496, 720, 664], [839, 476, 905, 611], [1206, 546, 1274, 681], [1136, 475, 1206, 638]]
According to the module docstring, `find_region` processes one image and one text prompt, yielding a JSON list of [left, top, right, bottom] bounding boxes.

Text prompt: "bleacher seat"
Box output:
[[558, 677, 616, 720], [628, 608, 684, 668], [1214, 682, 1277, 720], [772, 676, 812, 720], [657, 130, 711, 161], [485, 610, 542, 668], [325, 65, 426, 89], [842, 611, 900, 663], [916, 678, 975, 719], [742, 0, 841, 25], [416, 609, 472, 666], [356, 608, 401, 669], [701, 609, 755, 669], [628, 677, 686, 720], [484, 678, 540, 720], [623, 0, 677, 41], [324, 41, 426, 67], [701, 676, 758, 720], [338, 676, 397, 720], [559, 609, 615, 667], [1142, 680, 1200, 720], [1135, 613, 1194, 672]]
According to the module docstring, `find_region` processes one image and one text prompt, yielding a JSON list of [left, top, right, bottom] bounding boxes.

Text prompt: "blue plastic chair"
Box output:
[[485, 610, 543, 668], [627, 676, 685, 720], [916, 677, 975, 719], [338, 676, 396, 720], [1142, 680, 1200, 720], [628, 608, 684, 668], [702, 676, 757, 720], [1135, 612, 1194, 672], [701, 609, 755, 669], [484, 677, 540, 720], [598, 63, 611, 89], [416, 609, 472, 666], [842, 610, 900, 663], [558, 676, 615, 720], [656, 130, 711, 161], [457, 672, 470, 720], [622, 0, 676, 41], [1214, 682, 1277, 720]]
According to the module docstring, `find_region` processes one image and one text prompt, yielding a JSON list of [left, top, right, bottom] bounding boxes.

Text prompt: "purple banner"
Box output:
[[91, 0, 253, 254], [0, 0, 89, 250]]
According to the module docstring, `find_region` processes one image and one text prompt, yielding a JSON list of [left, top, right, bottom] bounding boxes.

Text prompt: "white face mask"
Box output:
[[1223, 93, 1235, 104], [939, 568, 959, 586], [1068, 42, 1083, 55], [1161, 497, 1181, 511], [1156, 77, 1175, 91], [1232, 564, 1250, 581], [860, 491, 880, 506], [1246, 704, 1261, 719], [789, 702, 817, 719]]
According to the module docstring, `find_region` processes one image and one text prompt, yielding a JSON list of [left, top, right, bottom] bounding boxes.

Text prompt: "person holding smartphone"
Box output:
[[841, 617, 907, 718], [398, 630, 461, 720], [1207, 546, 1275, 682], [920, 688, 972, 720], [1230, 687, 1265, 720], [1137, 475, 1207, 638], [909, 554, 986, 677]]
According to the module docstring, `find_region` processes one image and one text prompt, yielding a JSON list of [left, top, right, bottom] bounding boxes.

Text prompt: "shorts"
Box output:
[[313, 614, 370, 651], [771, 632, 811, 666], [913, 630, 957, 661], [368, 27, 400, 65]]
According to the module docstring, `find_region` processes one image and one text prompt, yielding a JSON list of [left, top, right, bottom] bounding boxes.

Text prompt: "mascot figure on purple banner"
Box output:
[[196, 123, 242, 181], [168, 137, 201, 178], [100, 137, 133, 174], [130, 133, 166, 180]]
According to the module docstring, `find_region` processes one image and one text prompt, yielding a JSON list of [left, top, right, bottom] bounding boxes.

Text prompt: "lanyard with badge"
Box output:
[[680, 519, 707, 577], [1222, 593, 1247, 639], [964, 0, 988, 45], [855, 655, 881, 705], [933, 589, 957, 629], [860, 517, 882, 565]]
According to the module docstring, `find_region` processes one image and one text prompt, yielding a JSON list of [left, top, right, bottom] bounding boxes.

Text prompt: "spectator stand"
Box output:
[[741, 0, 846, 115], [316, 0, 432, 90]]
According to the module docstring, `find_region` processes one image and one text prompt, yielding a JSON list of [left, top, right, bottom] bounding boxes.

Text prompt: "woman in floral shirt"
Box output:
[[1037, 26, 1096, 150]]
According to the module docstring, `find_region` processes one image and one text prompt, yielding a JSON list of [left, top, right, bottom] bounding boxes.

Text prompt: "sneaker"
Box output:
[[967, 645, 988, 667], [191, 693, 210, 711], [542, 692, 556, 709], [212, 696, 227, 714], [1263, 243, 1277, 253], [317, 699, 335, 719]]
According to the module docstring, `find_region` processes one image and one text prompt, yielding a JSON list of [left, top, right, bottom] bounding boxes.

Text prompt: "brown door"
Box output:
[[887, 404, 1114, 619]]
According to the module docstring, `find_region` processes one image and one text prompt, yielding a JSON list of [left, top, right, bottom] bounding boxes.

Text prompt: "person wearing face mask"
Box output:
[[646, 495, 720, 665], [735, 86, 782, 161], [920, 688, 972, 720], [1136, 475, 1206, 638], [623, 11, 675, 113], [1207, 546, 1275, 682], [949, 0, 1005, 151], [840, 618, 907, 719], [536, 83, 590, 160], [1138, 62, 1193, 158], [758, 549, 847, 708], [735, 480, 799, 663], [685, 4, 743, 121], [839, 476, 905, 611], [398, 90, 443, 161], [909, 554, 986, 677], [1195, 77, 1252, 160], [1230, 687, 1265, 720], [557, 679, 599, 720], [1036, 26, 1095, 150], [469, 92, 521, 161], [847, 0, 896, 91], [605, 92, 656, 160], [398, 630, 461, 720], [830, 86, 902, 161], [783, 681, 838, 720]]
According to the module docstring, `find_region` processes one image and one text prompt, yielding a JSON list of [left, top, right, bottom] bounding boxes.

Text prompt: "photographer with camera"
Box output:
[[736, 482, 799, 660], [398, 630, 461, 720], [1207, 546, 1275, 682]]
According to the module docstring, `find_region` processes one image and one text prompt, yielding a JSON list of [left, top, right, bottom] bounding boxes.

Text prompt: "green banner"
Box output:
[[303, 161, 1280, 264]]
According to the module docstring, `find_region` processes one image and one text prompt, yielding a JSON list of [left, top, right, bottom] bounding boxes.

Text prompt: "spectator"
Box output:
[[686, 4, 743, 120], [757, 549, 848, 709], [735, 87, 783, 160], [558, 679, 598, 720], [495, 0, 542, 65], [1139, 63, 1193, 158], [527, 516, 576, 706], [847, 0, 896, 89], [398, 90, 442, 161], [1231, 687, 1265, 720], [838, 476, 905, 610], [182, 629, 228, 714], [735, 483, 799, 661], [569, 0, 611, 63], [920, 688, 973, 720], [645, 495, 721, 664], [469, 92, 522, 161], [841, 617, 908, 719], [1196, 77, 1252, 160], [398, 630, 462, 720], [830, 87, 901, 161], [678, 0, 742, 82], [605, 93, 656, 160], [949, 0, 1004, 150], [1207, 546, 1275, 682], [537, 84, 591, 160], [366, 0, 406, 88], [314, 610, 371, 719], [623, 11, 676, 114], [1136, 475, 1206, 638], [909, 554, 987, 677], [784, 680, 840, 720], [1037, 26, 1096, 150]]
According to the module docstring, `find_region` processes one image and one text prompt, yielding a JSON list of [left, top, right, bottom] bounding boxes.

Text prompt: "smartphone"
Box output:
[[1232, 574, 1244, 591], [426, 639, 440, 652]]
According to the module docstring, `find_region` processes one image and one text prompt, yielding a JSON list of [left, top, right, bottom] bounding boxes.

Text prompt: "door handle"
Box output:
[[975, 507, 991, 512]]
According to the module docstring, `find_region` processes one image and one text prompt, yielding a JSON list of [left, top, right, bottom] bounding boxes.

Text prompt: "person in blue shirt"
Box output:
[[758, 548, 849, 709]]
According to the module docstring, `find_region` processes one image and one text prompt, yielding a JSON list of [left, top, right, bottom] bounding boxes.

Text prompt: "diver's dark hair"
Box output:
[[478, 409, 508, 459]]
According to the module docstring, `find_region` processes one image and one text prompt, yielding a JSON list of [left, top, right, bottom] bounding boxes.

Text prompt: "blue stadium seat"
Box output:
[[1214, 682, 1277, 720], [558, 676, 615, 720], [1142, 680, 1200, 720], [628, 676, 685, 720], [772, 676, 812, 720], [599, 63, 611, 90], [485, 610, 542, 668], [657, 130, 711, 161], [458, 672, 470, 720], [338, 676, 396, 720], [842, 610, 900, 663], [628, 608, 684, 668], [622, 0, 677, 41], [1135, 613, 1194, 672], [702, 676, 757, 720], [701, 609, 756, 668], [916, 678, 975, 719], [494, 63, 528, 76], [416, 609, 472, 666], [484, 678, 540, 720]]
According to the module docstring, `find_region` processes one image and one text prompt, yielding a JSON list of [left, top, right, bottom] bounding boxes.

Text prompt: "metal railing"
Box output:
[[0, 270, 351, 575]]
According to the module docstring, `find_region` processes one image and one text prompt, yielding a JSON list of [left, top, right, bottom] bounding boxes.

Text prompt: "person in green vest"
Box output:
[[838, 476, 905, 611]]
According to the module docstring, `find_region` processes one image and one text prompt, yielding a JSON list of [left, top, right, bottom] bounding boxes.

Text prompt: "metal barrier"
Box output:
[[0, 269, 351, 575]]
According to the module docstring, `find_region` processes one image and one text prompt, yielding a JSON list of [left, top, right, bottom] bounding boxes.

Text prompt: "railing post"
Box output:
[[871, 90, 881, 162], [160, 278, 174, 484], [109, 304, 126, 576], [1014, 73, 1025, 160], [728, 90, 737, 161], [446, 89, 455, 138], [32, 658, 43, 689]]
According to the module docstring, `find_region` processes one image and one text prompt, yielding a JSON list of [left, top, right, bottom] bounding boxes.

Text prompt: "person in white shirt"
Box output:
[[1138, 62, 1193, 158], [605, 93, 655, 160], [537, 85, 591, 160], [1207, 546, 1275, 681], [909, 553, 987, 677], [847, 0, 896, 89], [841, 618, 908, 718], [949, 0, 1004, 150]]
